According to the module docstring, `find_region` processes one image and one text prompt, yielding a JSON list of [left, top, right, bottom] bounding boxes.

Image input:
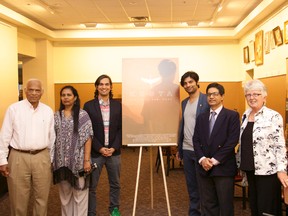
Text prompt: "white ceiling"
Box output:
[[0, 0, 287, 42], [0, 0, 264, 29]]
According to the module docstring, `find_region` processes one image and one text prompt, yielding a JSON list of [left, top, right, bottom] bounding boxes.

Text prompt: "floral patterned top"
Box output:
[[237, 106, 287, 175]]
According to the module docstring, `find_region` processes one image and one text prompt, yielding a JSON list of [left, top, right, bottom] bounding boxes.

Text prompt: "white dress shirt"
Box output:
[[0, 99, 55, 165]]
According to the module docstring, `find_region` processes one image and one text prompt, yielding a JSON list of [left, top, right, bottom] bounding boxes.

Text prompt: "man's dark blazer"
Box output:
[[193, 107, 240, 177], [177, 92, 209, 159], [84, 98, 122, 158]]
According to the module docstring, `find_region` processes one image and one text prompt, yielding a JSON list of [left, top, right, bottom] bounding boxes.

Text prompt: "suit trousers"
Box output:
[[198, 174, 234, 216], [7, 148, 52, 216], [59, 179, 88, 216]]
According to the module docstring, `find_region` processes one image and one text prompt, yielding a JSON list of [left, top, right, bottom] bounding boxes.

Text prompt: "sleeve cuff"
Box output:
[[199, 156, 206, 164], [211, 157, 220, 165]]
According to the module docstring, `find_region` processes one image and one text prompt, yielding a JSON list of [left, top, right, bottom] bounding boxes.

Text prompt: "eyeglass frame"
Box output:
[[245, 93, 262, 98], [207, 92, 221, 97]]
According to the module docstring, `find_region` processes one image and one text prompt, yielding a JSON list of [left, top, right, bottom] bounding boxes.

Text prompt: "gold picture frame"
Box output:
[[284, 20, 288, 44], [248, 40, 255, 62], [270, 30, 275, 50], [254, 30, 263, 66], [264, 31, 270, 54], [243, 46, 249, 63], [272, 26, 283, 46]]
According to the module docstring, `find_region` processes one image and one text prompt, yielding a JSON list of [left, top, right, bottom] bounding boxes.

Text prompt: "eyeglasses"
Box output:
[[245, 93, 261, 98], [207, 92, 220, 97]]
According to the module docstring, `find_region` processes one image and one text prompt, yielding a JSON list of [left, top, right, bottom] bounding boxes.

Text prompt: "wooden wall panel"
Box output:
[[55, 82, 245, 115], [180, 82, 245, 116], [259, 75, 286, 123], [54, 76, 286, 140]]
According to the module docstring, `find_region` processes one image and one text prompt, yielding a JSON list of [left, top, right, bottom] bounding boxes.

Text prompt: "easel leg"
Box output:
[[132, 146, 143, 216], [150, 146, 154, 209], [159, 146, 172, 216]]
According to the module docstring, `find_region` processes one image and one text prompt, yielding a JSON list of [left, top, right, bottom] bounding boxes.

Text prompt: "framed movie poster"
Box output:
[[254, 30, 263, 66]]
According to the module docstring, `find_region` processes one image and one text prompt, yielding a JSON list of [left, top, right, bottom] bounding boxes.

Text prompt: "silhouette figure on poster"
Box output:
[[141, 59, 180, 138]]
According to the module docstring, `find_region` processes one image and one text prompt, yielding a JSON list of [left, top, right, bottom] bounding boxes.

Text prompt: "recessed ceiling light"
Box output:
[[82, 23, 97, 28], [217, 5, 223, 12]]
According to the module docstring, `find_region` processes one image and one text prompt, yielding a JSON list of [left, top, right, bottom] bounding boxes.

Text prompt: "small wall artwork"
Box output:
[[254, 30, 263, 66]]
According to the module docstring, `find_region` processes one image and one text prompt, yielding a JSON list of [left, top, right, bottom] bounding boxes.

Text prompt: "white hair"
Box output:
[[243, 79, 267, 97]]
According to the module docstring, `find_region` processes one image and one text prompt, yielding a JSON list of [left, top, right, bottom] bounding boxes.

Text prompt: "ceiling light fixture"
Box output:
[[186, 20, 200, 26], [208, 0, 225, 26], [36, 0, 56, 14], [130, 16, 150, 28], [82, 23, 98, 28], [217, 0, 225, 12], [133, 22, 147, 27], [217, 5, 223, 12], [46, 6, 55, 14]]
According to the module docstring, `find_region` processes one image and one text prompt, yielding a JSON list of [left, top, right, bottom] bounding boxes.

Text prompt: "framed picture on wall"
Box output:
[[284, 20, 288, 44], [264, 31, 270, 54], [270, 30, 276, 49], [272, 26, 283, 46], [248, 40, 255, 62], [254, 30, 263, 66], [243, 46, 249, 63]]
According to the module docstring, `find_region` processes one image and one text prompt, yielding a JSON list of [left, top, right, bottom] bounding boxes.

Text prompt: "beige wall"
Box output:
[[0, 21, 18, 126], [239, 5, 288, 121], [18, 33, 36, 57], [0, 4, 287, 125], [23, 39, 55, 109], [53, 43, 241, 83], [239, 6, 288, 79]]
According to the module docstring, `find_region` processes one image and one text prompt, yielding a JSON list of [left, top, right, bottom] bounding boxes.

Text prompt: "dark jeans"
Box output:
[[88, 155, 121, 216], [183, 150, 201, 216]]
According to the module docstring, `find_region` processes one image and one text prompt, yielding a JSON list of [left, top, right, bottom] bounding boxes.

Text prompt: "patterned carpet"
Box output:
[[0, 147, 283, 215]]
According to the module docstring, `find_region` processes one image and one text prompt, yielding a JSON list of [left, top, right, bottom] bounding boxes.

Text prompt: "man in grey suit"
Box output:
[[176, 71, 209, 216], [193, 82, 240, 216]]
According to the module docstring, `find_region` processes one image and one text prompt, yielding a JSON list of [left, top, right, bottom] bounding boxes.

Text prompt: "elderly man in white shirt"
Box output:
[[0, 79, 55, 216]]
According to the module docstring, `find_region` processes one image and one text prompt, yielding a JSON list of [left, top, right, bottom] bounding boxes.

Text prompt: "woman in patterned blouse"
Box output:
[[238, 79, 288, 216], [53, 85, 93, 216]]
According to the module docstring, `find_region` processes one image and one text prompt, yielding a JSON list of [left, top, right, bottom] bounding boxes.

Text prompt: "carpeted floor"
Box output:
[[0, 147, 284, 215]]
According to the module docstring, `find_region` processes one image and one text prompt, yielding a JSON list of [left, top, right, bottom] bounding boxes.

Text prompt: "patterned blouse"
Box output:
[[53, 109, 93, 189], [237, 106, 287, 175]]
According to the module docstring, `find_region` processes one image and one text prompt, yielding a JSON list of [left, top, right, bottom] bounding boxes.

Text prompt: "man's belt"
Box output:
[[12, 148, 46, 155]]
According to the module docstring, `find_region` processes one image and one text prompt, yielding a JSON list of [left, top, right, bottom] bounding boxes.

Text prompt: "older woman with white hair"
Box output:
[[237, 79, 288, 216]]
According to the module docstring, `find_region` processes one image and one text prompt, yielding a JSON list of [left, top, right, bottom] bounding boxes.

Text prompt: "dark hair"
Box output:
[[59, 85, 80, 134], [206, 82, 225, 95], [94, 74, 113, 99], [180, 71, 200, 88]]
